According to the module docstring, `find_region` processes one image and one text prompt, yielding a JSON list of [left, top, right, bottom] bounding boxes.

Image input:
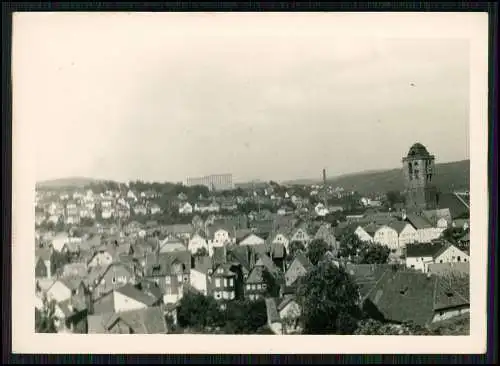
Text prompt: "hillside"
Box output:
[[36, 177, 98, 190], [285, 160, 470, 194]]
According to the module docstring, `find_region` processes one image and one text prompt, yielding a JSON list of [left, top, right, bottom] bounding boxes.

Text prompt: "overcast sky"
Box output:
[[14, 13, 470, 184]]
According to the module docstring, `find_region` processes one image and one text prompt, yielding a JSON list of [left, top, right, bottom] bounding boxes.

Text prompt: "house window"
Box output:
[[257, 284, 262, 290], [215, 292, 221, 299], [224, 278, 228, 287], [457, 256, 461, 262], [215, 278, 221, 288], [229, 278, 234, 287], [246, 284, 251, 290], [165, 276, 171, 285], [112, 277, 116, 284], [262, 283, 267, 290], [411, 265, 415, 269], [440, 260, 443, 263], [183, 275, 189, 283]]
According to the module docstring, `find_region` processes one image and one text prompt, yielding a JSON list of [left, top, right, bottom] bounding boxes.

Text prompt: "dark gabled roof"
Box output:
[[293, 252, 314, 272], [406, 242, 446, 258], [405, 214, 433, 229], [270, 242, 285, 259], [87, 306, 167, 334], [277, 294, 297, 312], [115, 284, 161, 306], [162, 224, 194, 235], [212, 247, 227, 266], [246, 265, 265, 284], [265, 298, 281, 323], [35, 248, 52, 262], [365, 271, 435, 326], [345, 263, 395, 299], [212, 263, 236, 277], [388, 221, 411, 235], [255, 253, 280, 277], [437, 193, 470, 219], [143, 251, 190, 276], [362, 223, 380, 235], [193, 255, 213, 274], [433, 276, 470, 311], [227, 245, 251, 272], [422, 209, 452, 227]]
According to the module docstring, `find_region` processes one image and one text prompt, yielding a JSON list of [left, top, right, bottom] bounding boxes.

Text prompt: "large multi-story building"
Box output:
[[186, 174, 233, 192]]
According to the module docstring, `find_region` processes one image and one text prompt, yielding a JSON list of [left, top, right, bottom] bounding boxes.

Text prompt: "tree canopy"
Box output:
[[358, 244, 390, 264], [297, 261, 361, 334], [35, 295, 58, 333], [307, 238, 329, 266]]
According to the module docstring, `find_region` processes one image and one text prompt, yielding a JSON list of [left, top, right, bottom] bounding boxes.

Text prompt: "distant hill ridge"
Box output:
[[283, 160, 470, 194], [37, 160, 469, 194]]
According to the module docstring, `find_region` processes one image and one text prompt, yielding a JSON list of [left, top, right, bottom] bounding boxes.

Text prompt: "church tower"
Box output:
[[402, 143, 438, 212]]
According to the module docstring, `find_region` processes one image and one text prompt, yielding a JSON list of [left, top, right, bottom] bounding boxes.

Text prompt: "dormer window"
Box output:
[[399, 286, 409, 295]]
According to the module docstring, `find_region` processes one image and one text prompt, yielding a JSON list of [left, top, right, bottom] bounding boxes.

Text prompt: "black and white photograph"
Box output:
[[11, 12, 488, 354]]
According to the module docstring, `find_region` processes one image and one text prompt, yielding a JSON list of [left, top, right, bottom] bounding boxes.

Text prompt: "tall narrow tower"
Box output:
[[402, 143, 438, 212]]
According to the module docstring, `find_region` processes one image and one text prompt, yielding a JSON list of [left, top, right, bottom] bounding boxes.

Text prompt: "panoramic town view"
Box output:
[[29, 15, 470, 335]]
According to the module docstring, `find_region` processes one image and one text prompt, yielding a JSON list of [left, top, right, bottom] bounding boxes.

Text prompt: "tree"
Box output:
[[297, 261, 362, 334], [194, 247, 208, 257], [358, 244, 390, 264], [224, 299, 267, 334], [177, 292, 223, 330], [385, 190, 404, 208], [288, 241, 306, 260], [354, 319, 435, 335], [307, 238, 329, 266], [338, 232, 365, 259], [35, 295, 58, 333]]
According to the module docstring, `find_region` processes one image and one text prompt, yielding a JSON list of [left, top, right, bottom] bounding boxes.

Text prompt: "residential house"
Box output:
[[149, 204, 162, 215], [87, 306, 167, 334], [87, 262, 136, 300], [239, 233, 266, 247], [422, 208, 452, 229], [405, 241, 469, 273], [142, 251, 191, 304], [92, 283, 162, 315], [314, 223, 338, 251], [314, 203, 329, 217], [187, 231, 209, 255], [289, 226, 312, 249], [133, 204, 148, 215], [245, 253, 282, 300], [278, 295, 302, 334], [269, 242, 287, 272], [284, 252, 313, 287], [190, 256, 213, 296], [270, 230, 291, 254], [405, 213, 446, 243], [46, 276, 87, 304], [373, 225, 399, 251], [265, 298, 283, 334], [35, 248, 53, 279], [452, 219, 470, 231], [51, 293, 88, 333], [388, 221, 418, 250], [178, 202, 193, 215], [427, 262, 470, 277], [162, 224, 194, 241], [220, 199, 238, 212], [211, 263, 237, 301], [363, 270, 469, 327], [208, 225, 234, 250], [51, 232, 70, 252], [62, 263, 88, 278], [159, 235, 188, 254]]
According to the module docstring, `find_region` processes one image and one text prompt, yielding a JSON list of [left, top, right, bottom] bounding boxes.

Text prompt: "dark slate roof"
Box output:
[[388, 221, 410, 235], [405, 214, 433, 229], [246, 266, 265, 284], [227, 245, 251, 272], [437, 193, 470, 219], [115, 284, 161, 306], [345, 264, 395, 299], [193, 255, 213, 274], [294, 252, 314, 272], [270, 242, 285, 259], [162, 224, 194, 235], [422, 209, 452, 227], [406, 242, 446, 258], [212, 247, 226, 266], [364, 270, 469, 326], [277, 294, 297, 312], [87, 306, 167, 334], [265, 298, 281, 323]]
